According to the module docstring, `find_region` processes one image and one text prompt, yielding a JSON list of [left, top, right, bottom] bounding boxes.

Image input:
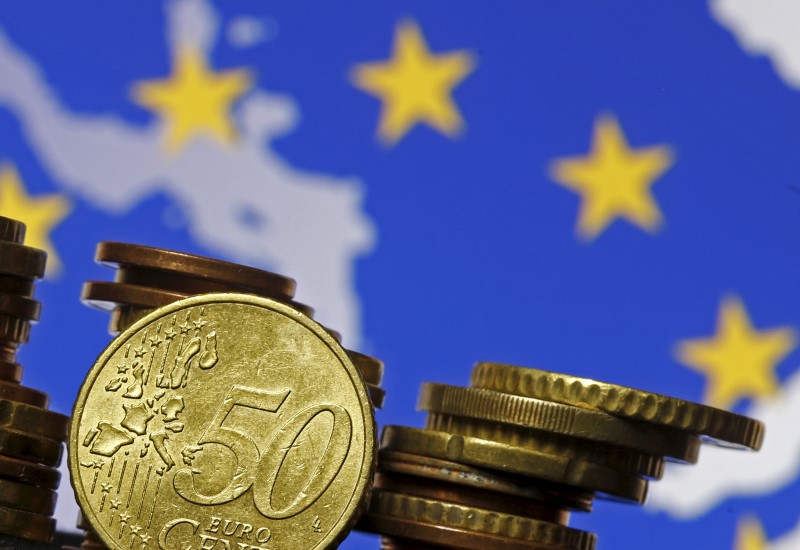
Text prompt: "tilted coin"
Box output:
[[419, 383, 701, 463], [82, 281, 189, 311], [96, 242, 297, 300], [380, 426, 647, 503], [0, 426, 62, 466], [368, 383, 386, 409], [0, 455, 60, 489], [368, 489, 595, 550], [472, 362, 765, 450], [0, 478, 56, 514], [378, 450, 593, 512], [0, 504, 55, 543], [347, 350, 384, 386], [70, 293, 376, 550], [0, 400, 69, 441], [358, 513, 581, 550], [427, 412, 664, 479]]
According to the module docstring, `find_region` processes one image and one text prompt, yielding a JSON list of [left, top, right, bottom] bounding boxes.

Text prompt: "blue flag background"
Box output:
[[0, 1, 799, 548]]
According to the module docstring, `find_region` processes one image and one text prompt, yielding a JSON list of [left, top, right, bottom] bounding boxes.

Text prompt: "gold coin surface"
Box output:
[[472, 362, 765, 450], [70, 293, 376, 550], [419, 383, 701, 463]]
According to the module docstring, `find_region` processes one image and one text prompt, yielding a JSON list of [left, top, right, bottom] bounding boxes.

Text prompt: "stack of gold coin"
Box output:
[[0, 216, 68, 547], [69, 244, 382, 550], [357, 362, 764, 549]]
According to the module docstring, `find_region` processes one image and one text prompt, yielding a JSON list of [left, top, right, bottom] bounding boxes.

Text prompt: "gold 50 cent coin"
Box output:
[[70, 293, 376, 550]]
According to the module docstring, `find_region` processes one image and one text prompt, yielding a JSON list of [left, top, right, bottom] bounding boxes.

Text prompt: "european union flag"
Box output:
[[0, 1, 798, 548]]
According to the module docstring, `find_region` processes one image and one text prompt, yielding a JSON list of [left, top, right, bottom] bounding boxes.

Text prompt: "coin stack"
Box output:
[[356, 362, 764, 549], [69, 242, 385, 549], [0, 216, 69, 548]]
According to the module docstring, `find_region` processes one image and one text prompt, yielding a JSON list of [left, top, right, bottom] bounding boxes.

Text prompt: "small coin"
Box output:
[[377, 450, 593, 512], [0, 455, 60, 489], [347, 350, 384, 386], [0, 504, 55, 543], [96, 242, 296, 300], [472, 363, 765, 450], [84, 281, 315, 319], [380, 426, 647, 503], [0, 426, 62, 466], [419, 383, 701, 463], [0, 381, 49, 408], [375, 470, 572, 525], [0, 363, 24, 385], [0, 400, 69, 441], [0, 216, 25, 244], [0, 292, 39, 321], [0, 316, 30, 346], [358, 512, 584, 550], [368, 383, 386, 409], [70, 293, 376, 550], [0, 274, 34, 298], [368, 489, 595, 550], [0, 242, 46, 280], [0, 478, 56, 514], [108, 305, 157, 335], [426, 412, 664, 479]]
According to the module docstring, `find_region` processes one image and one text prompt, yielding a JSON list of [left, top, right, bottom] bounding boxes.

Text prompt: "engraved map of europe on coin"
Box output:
[[69, 294, 376, 550]]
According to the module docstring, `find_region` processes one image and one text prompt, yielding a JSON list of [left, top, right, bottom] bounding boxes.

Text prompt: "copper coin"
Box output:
[[0, 381, 48, 407], [0, 242, 45, 280], [96, 242, 296, 300], [0, 455, 60, 489]]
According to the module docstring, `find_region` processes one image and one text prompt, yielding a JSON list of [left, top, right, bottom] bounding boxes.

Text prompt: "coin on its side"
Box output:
[[419, 383, 701, 463], [70, 293, 376, 550], [380, 426, 647, 503], [472, 362, 764, 450]]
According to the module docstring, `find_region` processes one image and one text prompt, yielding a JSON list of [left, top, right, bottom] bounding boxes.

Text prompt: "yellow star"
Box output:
[[734, 516, 768, 550], [550, 114, 674, 240], [350, 20, 475, 145], [0, 165, 71, 276], [675, 296, 797, 409], [132, 47, 253, 153]]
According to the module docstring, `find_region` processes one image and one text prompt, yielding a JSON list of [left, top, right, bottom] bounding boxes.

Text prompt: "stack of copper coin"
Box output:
[[71, 242, 385, 548], [356, 362, 764, 549], [0, 216, 68, 547]]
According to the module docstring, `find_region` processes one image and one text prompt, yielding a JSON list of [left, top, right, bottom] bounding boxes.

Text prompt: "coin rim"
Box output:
[[472, 362, 764, 450], [69, 292, 376, 550]]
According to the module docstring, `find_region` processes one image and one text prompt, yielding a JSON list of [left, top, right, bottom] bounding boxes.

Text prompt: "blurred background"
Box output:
[[0, 0, 798, 548]]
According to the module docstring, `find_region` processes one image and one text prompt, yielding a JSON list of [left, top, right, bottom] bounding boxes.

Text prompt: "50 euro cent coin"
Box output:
[[69, 293, 376, 550]]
